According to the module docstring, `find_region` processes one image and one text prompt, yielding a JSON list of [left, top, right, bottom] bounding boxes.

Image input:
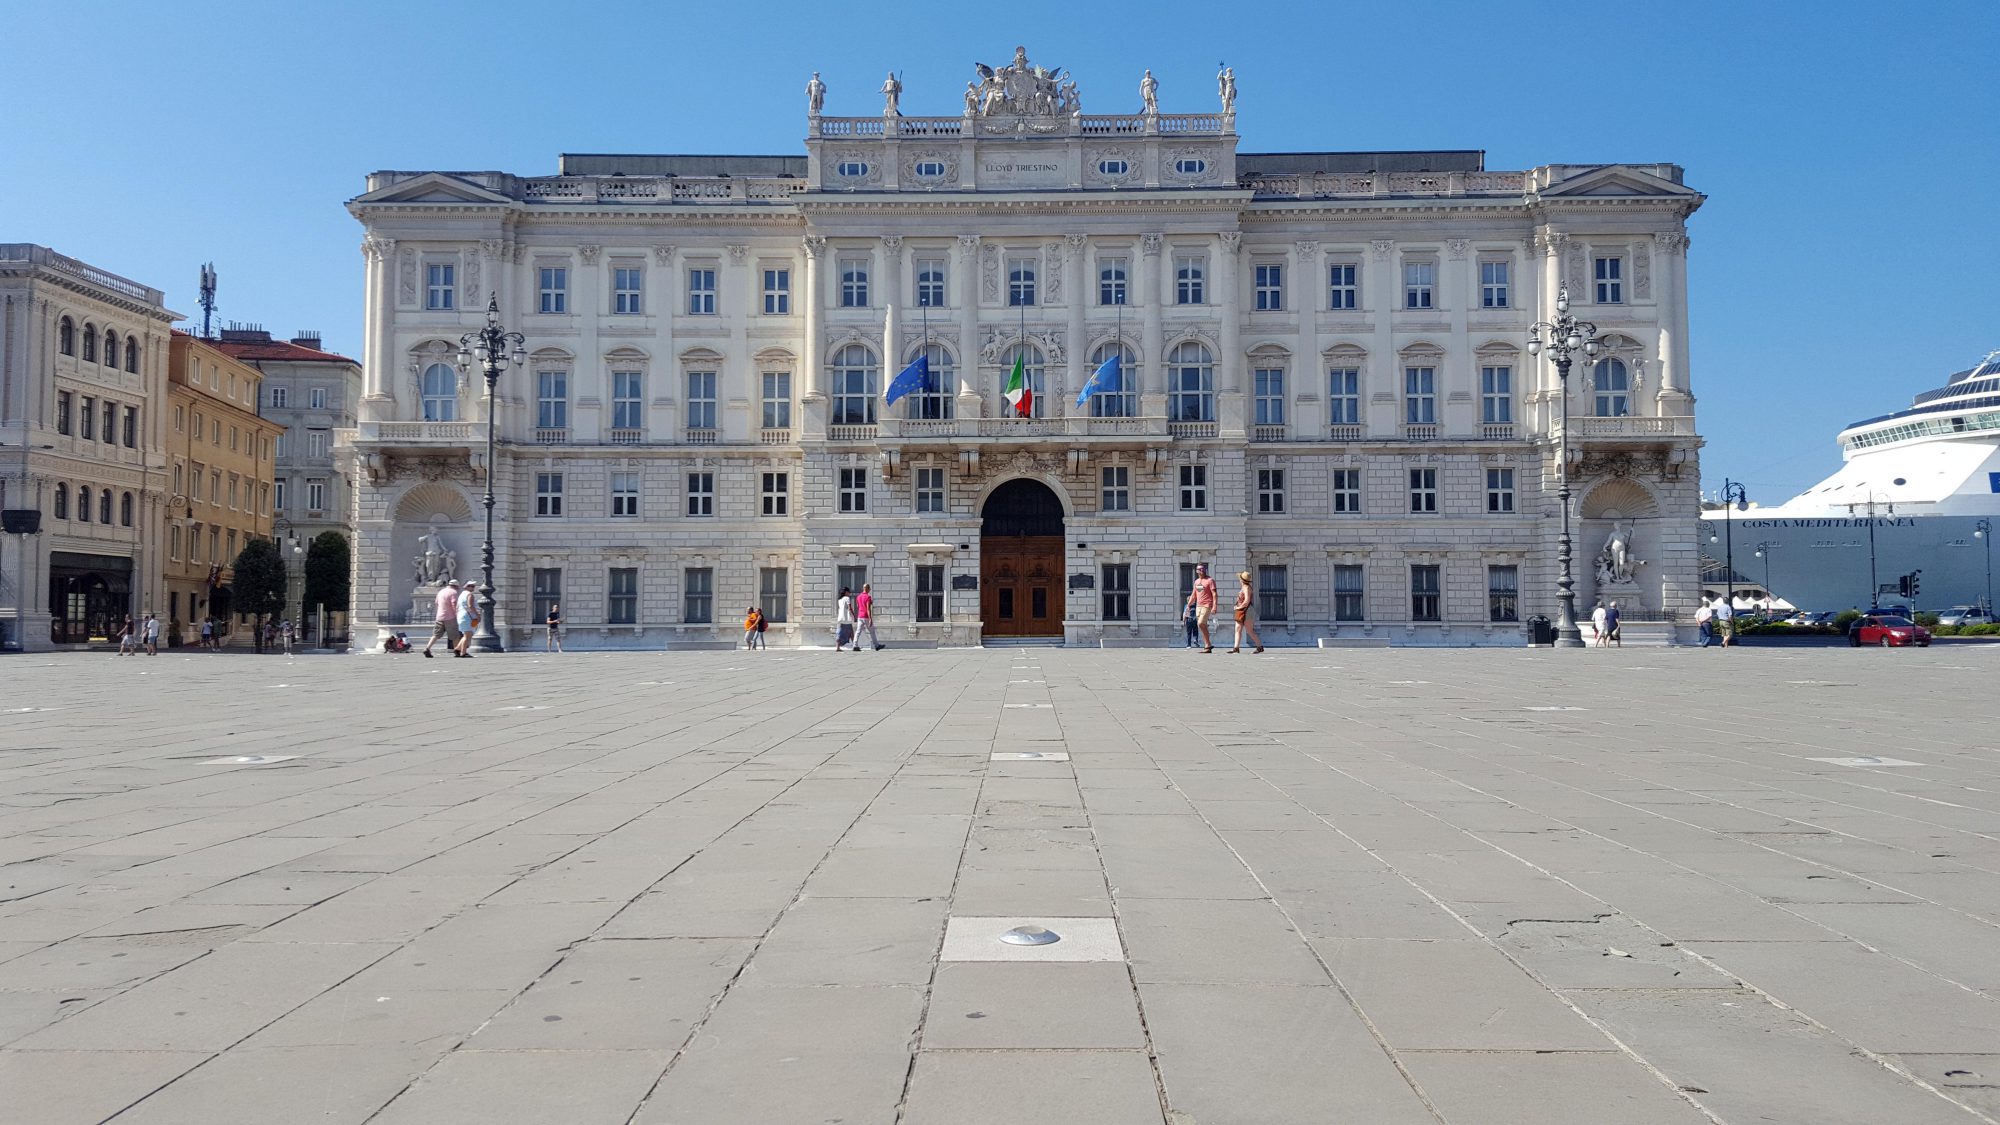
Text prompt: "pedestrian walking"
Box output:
[[856, 583, 882, 650], [1181, 591, 1200, 648], [1605, 601, 1622, 647], [1714, 599, 1735, 647], [117, 616, 135, 655], [1230, 571, 1265, 653], [142, 613, 159, 656], [545, 602, 564, 652], [743, 607, 764, 650], [834, 587, 856, 651], [1695, 599, 1714, 647], [1191, 564, 1218, 653], [199, 617, 214, 650], [1590, 601, 1609, 647], [423, 580, 461, 658], [454, 582, 478, 657], [280, 618, 294, 655]]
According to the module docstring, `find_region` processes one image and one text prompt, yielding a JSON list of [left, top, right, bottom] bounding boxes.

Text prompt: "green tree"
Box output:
[[302, 530, 351, 614], [230, 537, 288, 653]]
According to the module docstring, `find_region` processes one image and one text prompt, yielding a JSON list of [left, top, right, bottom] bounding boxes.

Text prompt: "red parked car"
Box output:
[[1848, 614, 1932, 647]]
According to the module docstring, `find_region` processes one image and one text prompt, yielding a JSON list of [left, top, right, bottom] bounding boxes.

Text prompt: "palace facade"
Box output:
[[342, 51, 1704, 649]]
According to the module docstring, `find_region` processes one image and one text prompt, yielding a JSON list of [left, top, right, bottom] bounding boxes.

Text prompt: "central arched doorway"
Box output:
[[981, 478, 1065, 638]]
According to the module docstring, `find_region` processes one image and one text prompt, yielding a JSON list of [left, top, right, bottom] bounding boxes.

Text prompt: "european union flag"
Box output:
[[1076, 353, 1121, 406], [884, 354, 931, 406]]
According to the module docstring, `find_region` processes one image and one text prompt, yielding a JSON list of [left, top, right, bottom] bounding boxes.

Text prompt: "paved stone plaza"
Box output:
[[3, 645, 1999, 1124]]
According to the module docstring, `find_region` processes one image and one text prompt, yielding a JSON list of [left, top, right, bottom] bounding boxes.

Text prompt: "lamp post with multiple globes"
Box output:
[[456, 295, 526, 654], [1526, 286, 1600, 648], [1707, 479, 1749, 615]]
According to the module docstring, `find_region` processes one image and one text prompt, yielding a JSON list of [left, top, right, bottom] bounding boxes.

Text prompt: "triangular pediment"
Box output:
[[1539, 165, 1698, 199], [352, 173, 513, 206]]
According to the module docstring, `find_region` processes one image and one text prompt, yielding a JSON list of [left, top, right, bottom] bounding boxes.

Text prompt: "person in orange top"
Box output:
[[743, 607, 765, 650], [1230, 570, 1264, 654]]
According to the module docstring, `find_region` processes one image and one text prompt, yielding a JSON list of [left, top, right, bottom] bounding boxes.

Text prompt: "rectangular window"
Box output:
[[606, 265, 641, 314], [306, 478, 326, 511], [837, 565, 869, 599], [57, 391, 73, 435], [80, 396, 94, 440], [1328, 261, 1358, 310], [527, 471, 563, 517], [270, 386, 290, 409], [1098, 257, 1128, 306], [762, 268, 791, 314], [1409, 467, 1438, 513], [610, 471, 640, 517], [1328, 368, 1361, 428], [1594, 256, 1623, 304], [685, 471, 714, 517], [1100, 465, 1130, 512], [538, 267, 568, 313], [1480, 260, 1510, 308], [1403, 261, 1434, 309], [759, 567, 789, 623], [611, 371, 644, 432], [1332, 468, 1362, 513], [760, 471, 789, 516], [1488, 565, 1519, 622], [761, 371, 792, 430], [915, 466, 946, 514], [915, 565, 945, 622], [425, 262, 455, 310], [1257, 565, 1289, 621], [170, 524, 180, 560], [1174, 255, 1205, 304], [1179, 464, 1208, 511], [683, 567, 713, 623], [536, 370, 568, 430], [604, 567, 638, 624], [122, 406, 137, 448], [683, 268, 713, 316], [1007, 258, 1036, 307], [1253, 368, 1285, 426], [1257, 468, 1286, 514], [914, 258, 946, 307], [1480, 365, 1513, 424], [1411, 564, 1442, 621], [1487, 467, 1516, 513], [230, 425, 240, 453], [273, 479, 285, 512], [101, 401, 116, 443], [1100, 563, 1131, 622], [532, 568, 562, 627], [839, 259, 869, 307], [227, 475, 239, 509], [685, 371, 717, 431], [1253, 263, 1283, 310], [1334, 564, 1366, 621], [307, 429, 330, 459], [839, 467, 867, 513], [1404, 367, 1437, 425]]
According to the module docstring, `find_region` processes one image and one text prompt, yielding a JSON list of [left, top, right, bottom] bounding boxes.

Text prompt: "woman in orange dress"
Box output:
[[1230, 571, 1264, 653]]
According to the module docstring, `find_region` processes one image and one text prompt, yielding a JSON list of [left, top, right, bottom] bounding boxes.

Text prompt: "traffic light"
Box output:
[[1910, 570, 1922, 599], [1898, 574, 1912, 598]]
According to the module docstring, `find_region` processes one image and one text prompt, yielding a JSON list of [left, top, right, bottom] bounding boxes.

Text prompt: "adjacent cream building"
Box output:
[[342, 51, 1704, 649]]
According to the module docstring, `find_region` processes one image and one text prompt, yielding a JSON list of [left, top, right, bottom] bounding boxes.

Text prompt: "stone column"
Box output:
[[1367, 239, 1396, 436], [360, 236, 395, 418], [1654, 231, 1690, 402], [955, 235, 981, 413], [1216, 232, 1244, 436], [1063, 234, 1087, 414], [1140, 233, 1164, 412], [880, 236, 902, 402], [1293, 240, 1321, 434], [801, 237, 826, 397]]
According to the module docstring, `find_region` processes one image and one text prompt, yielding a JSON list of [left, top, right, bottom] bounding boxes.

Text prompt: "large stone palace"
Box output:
[[341, 48, 1703, 648]]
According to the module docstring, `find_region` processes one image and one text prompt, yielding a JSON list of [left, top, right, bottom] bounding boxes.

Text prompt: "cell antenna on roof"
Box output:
[[197, 262, 218, 340]]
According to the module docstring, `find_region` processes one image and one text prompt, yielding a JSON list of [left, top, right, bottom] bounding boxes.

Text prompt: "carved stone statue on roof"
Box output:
[[806, 71, 826, 116], [1140, 69, 1159, 114], [972, 45, 1071, 117]]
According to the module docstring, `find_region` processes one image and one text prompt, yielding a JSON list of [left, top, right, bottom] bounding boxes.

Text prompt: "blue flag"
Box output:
[[884, 354, 931, 406], [1076, 353, 1122, 406]]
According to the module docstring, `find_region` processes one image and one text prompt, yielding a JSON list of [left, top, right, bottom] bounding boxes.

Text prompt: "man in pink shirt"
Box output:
[[423, 580, 461, 658], [855, 583, 882, 651], [1191, 564, 1218, 653]]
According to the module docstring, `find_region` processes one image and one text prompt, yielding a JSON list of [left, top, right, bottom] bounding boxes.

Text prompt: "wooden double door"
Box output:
[[981, 535, 1065, 637]]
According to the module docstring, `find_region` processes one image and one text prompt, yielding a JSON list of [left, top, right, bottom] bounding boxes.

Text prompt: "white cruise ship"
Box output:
[[1699, 351, 2000, 613]]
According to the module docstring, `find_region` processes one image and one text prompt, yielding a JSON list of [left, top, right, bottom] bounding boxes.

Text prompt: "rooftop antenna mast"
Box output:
[[197, 262, 218, 340]]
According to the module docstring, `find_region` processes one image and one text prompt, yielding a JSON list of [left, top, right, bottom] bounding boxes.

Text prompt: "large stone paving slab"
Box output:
[[4, 645, 2000, 1122]]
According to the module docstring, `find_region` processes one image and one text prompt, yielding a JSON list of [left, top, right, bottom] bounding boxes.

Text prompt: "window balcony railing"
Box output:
[[1251, 424, 1288, 443], [1481, 423, 1517, 441], [1327, 424, 1366, 442], [364, 421, 477, 442], [683, 428, 718, 445], [759, 427, 793, 445], [1168, 420, 1219, 438], [533, 428, 568, 444], [828, 424, 878, 442], [1573, 415, 1694, 438], [1402, 423, 1439, 441], [607, 428, 643, 445]]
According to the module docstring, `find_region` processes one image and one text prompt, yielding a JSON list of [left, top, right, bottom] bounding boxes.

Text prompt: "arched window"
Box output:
[[82, 324, 97, 363], [53, 483, 68, 519], [997, 343, 1047, 418], [58, 317, 75, 356], [1087, 342, 1138, 418], [830, 344, 878, 426], [1594, 358, 1630, 417], [103, 331, 119, 369], [120, 492, 134, 527], [1166, 342, 1215, 423], [125, 339, 139, 374], [420, 363, 458, 421], [77, 486, 92, 523], [100, 489, 113, 524], [903, 343, 954, 420]]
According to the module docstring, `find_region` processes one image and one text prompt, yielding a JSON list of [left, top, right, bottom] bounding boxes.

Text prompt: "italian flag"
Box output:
[[1004, 353, 1033, 417]]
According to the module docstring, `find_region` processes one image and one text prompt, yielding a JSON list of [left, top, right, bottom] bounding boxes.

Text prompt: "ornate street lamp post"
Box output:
[[1976, 519, 1993, 617], [1526, 286, 1599, 648], [1753, 540, 1776, 612], [1842, 492, 1894, 608], [456, 294, 525, 654], [1708, 479, 1749, 615]]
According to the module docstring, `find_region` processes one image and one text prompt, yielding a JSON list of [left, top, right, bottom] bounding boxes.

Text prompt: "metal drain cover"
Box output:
[[999, 925, 1060, 946]]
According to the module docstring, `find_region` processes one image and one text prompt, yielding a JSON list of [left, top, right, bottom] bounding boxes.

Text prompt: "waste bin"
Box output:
[[1527, 615, 1555, 646]]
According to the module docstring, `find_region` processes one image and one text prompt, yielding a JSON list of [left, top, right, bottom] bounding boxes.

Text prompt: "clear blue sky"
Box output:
[[5, 0, 1995, 502]]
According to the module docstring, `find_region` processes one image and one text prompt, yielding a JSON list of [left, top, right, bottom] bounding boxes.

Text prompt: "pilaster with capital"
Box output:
[[1140, 234, 1165, 406], [1064, 235, 1087, 410], [801, 237, 827, 400], [361, 235, 397, 414], [879, 236, 902, 397], [955, 235, 982, 407], [1293, 241, 1322, 429], [1653, 231, 1692, 399], [1216, 232, 1243, 398]]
